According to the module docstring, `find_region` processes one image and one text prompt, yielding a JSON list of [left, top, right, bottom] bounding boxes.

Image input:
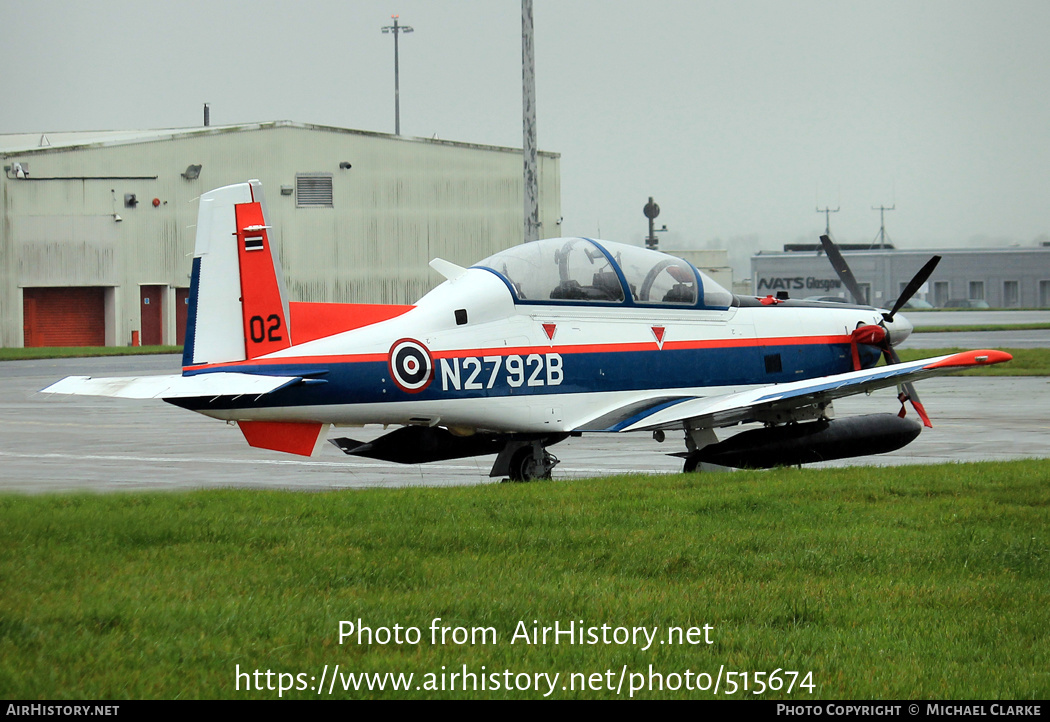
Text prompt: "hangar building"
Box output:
[[0, 121, 561, 347], [752, 246, 1050, 308]]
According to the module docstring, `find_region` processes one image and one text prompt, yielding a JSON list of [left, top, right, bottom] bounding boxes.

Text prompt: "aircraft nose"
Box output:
[[884, 313, 913, 346]]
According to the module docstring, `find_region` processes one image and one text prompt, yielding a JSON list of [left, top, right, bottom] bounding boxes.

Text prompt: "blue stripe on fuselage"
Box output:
[[173, 341, 870, 412]]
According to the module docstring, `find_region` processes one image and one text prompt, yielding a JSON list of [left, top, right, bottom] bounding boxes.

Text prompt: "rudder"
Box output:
[[183, 180, 291, 367]]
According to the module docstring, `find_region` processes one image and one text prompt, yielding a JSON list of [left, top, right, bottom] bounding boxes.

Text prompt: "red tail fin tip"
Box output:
[[235, 201, 291, 359]]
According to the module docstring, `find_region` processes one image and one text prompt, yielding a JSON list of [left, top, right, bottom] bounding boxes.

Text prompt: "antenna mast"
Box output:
[[816, 206, 840, 237], [871, 204, 895, 249]]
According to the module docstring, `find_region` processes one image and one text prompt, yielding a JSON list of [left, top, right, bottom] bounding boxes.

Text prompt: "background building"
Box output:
[[662, 248, 732, 293], [752, 246, 1050, 308], [1, 121, 561, 347]]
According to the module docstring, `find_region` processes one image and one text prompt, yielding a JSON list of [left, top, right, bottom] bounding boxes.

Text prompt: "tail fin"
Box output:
[[183, 180, 291, 367]]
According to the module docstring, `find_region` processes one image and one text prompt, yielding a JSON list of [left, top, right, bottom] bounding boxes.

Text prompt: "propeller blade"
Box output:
[[884, 255, 941, 321], [903, 383, 932, 428], [819, 235, 867, 305], [884, 345, 932, 427]]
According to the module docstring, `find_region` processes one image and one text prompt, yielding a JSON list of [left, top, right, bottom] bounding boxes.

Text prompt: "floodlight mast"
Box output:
[[381, 15, 414, 136], [522, 0, 539, 242]]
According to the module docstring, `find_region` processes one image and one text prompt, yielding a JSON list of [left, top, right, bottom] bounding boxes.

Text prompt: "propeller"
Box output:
[[884, 345, 932, 428], [819, 235, 941, 321], [819, 235, 867, 305], [883, 254, 940, 322], [820, 234, 937, 427]]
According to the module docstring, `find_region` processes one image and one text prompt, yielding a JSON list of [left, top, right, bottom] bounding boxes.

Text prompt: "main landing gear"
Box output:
[[680, 427, 718, 474], [508, 443, 559, 482], [491, 438, 562, 482]]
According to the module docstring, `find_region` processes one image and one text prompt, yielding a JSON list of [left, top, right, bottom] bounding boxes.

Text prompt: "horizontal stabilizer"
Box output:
[[42, 372, 301, 399]]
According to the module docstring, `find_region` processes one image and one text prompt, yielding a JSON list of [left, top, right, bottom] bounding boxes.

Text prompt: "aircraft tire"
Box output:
[[508, 445, 553, 482]]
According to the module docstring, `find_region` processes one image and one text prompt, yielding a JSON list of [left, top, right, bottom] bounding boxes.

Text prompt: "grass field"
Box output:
[[1, 461, 1047, 700], [0, 346, 181, 362], [912, 323, 1050, 333]]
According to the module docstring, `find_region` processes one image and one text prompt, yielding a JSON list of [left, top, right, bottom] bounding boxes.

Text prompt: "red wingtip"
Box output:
[[923, 349, 1013, 369]]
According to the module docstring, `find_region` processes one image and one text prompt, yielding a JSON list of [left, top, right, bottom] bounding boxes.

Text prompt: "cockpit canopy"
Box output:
[[474, 238, 733, 309]]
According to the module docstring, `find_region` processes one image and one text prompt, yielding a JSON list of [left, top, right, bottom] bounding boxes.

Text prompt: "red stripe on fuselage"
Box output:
[[185, 352, 388, 372], [182, 333, 854, 373], [428, 334, 853, 359]]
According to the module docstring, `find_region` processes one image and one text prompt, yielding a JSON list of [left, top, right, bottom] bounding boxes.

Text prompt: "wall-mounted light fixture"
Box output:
[[6, 162, 29, 179], [280, 185, 294, 196], [339, 161, 352, 170], [181, 164, 202, 180]]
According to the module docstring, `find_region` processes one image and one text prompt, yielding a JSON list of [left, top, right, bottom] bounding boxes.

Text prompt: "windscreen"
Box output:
[[476, 238, 625, 304]]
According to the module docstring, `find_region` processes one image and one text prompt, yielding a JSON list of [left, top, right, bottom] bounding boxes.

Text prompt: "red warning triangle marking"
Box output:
[[651, 326, 665, 349], [542, 323, 557, 340]]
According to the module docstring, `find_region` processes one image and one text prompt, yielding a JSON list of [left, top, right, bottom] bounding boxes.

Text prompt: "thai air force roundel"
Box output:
[[388, 338, 434, 393]]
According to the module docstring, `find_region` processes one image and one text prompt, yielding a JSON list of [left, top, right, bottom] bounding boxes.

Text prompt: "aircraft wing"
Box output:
[[41, 372, 303, 400], [585, 350, 1012, 434]]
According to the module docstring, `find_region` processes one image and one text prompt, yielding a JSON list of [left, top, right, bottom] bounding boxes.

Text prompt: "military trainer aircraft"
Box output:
[[44, 180, 1011, 480]]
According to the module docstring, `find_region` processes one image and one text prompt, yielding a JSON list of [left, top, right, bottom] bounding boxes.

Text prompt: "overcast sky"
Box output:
[[4, 0, 1049, 274]]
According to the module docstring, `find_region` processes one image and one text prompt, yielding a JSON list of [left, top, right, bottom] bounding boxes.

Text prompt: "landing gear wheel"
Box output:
[[508, 444, 558, 482]]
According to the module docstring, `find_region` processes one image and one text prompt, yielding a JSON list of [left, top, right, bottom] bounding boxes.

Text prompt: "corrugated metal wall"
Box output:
[[1, 123, 561, 346]]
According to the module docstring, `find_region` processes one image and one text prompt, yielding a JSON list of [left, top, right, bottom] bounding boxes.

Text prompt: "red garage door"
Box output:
[[140, 285, 164, 346], [23, 287, 106, 347]]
